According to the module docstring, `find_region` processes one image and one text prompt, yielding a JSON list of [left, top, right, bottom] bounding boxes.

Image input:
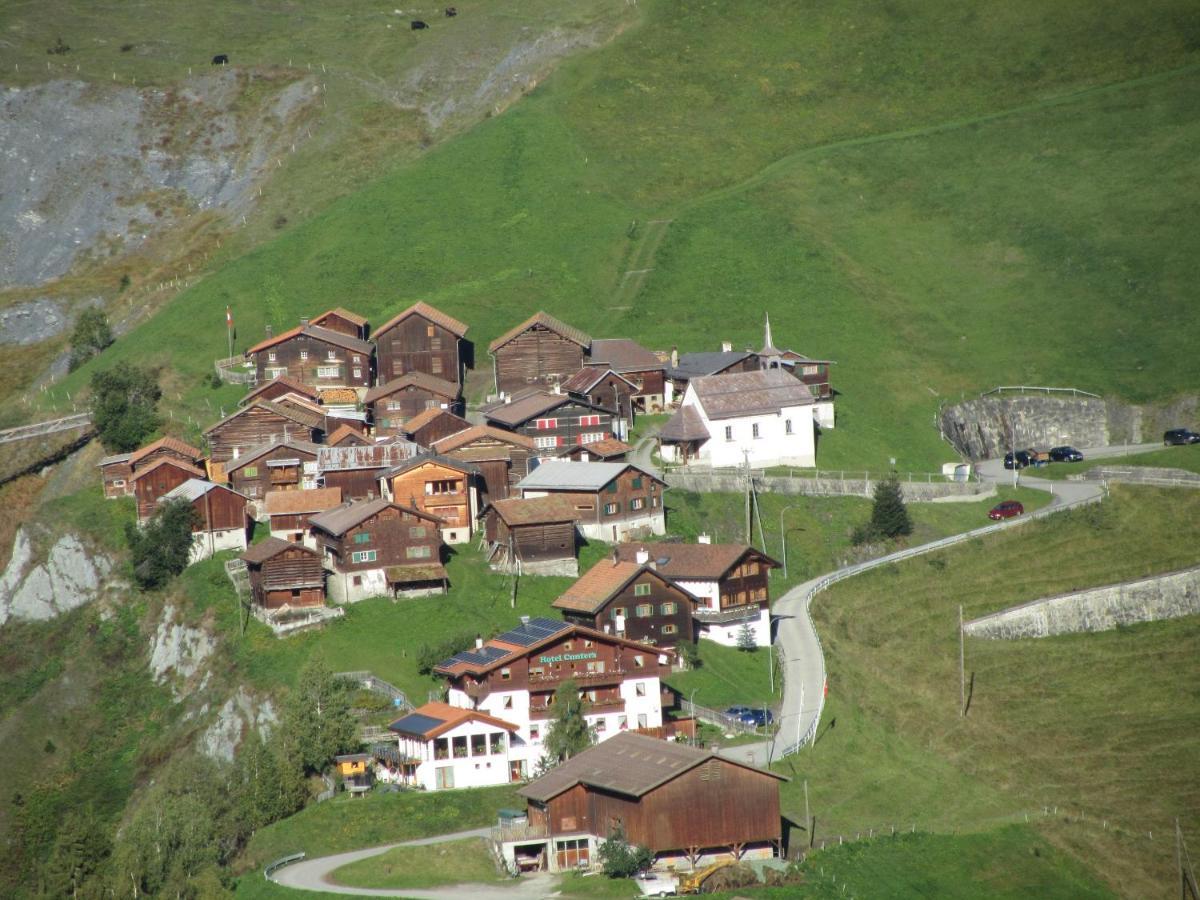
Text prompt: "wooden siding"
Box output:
[[508, 400, 615, 451], [493, 325, 586, 394], [386, 462, 473, 535], [561, 571, 695, 646], [100, 461, 134, 498], [248, 546, 325, 609], [375, 315, 463, 385], [485, 514, 576, 564], [407, 412, 471, 449], [523, 468, 664, 537], [132, 445, 201, 472], [717, 560, 771, 611], [311, 310, 367, 339], [207, 406, 323, 463], [228, 446, 317, 500], [572, 373, 637, 421], [543, 760, 781, 850], [133, 465, 195, 520], [371, 387, 461, 437], [315, 506, 442, 574], [250, 333, 373, 389], [321, 467, 385, 502], [189, 488, 249, 533]]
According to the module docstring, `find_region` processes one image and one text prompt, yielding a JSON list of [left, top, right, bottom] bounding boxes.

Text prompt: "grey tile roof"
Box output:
[[658, 405, 710, 442], [517, 461, 640, 492], [160, 478, 240, 503], [667, 350, 754, 380], [691, 368, 814, 419], [589, 339, 665, 373]]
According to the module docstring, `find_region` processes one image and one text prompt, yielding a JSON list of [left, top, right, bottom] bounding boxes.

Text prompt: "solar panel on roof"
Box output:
[[388, 712, 446, 735], [495, 617, 566, 647]]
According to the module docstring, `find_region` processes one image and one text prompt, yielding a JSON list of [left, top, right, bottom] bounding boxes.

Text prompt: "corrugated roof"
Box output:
[[374, 301, 469, 339], [559, 366, 637, 395], [589, 339, 665, 373], [518, 461, 658, 493], [482, 391, 569, 427], [226, 439, 321, 473], [316, 441, 418, 472], [129, 436, 203, 467], [161, 478, 244, 504], [432, 425, 537, 453], [613, 542, 779, 580], [485, 495, 581, 526], [241, 536, 319, 564], [691, 368, 814, 419], [264, 487, 343, 516], [98, 453, 131, 468], [239, 374, 321, 406], [658, 405, 710, 442], [552, 560, 643, 613], [518, 731, 785, 803], [668, 350, 754, 380], [365, 373, 461, 404], [309, 498, 440, 536], [388, 701, 517, 740], [130, 457, 206, 482], [487, 311, 591, 353]]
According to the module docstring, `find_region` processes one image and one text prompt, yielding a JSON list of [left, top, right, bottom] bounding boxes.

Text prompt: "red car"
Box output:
[[989, 500, 1024, 520]]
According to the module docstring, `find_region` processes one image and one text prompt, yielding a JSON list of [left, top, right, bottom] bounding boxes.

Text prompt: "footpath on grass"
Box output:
[[716, 443, 1163, 769]]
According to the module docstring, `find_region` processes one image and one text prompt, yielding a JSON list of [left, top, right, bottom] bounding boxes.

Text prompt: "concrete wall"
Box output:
[[665, 471, 988, 501], [964, 565, 1200, 640], [1074, 465, 1200, 486]]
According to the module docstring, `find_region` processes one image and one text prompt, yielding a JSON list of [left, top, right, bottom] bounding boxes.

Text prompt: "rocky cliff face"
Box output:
[[0, 527, 114, 625]]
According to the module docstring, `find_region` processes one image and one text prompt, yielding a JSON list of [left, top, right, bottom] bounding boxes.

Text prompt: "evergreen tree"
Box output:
[[89, 363, 161, 452], [282, 657, 358, 774], [736, 623, 757, 652], [542, 678, 594, 765], [125, 497, 199, 589], [68, 308, 114, 371], [42, 808, 110, 899], [869, 476, 913, 539]]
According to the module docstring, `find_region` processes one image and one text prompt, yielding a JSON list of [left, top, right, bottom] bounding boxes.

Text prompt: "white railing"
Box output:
[[979, 385, 1101, 399], [775, 487, 1104, 759], [0, 412, 93, 445]]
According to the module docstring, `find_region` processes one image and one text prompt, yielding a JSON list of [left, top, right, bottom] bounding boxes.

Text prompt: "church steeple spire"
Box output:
[[760, 311, 780, 356]]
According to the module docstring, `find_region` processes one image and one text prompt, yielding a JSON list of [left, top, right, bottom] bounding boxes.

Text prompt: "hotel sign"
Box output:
[[538, 651, 598, 665]]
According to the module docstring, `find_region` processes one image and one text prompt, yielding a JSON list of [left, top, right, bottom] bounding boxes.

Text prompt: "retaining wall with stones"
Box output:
[[666, 472, 988, 500], [964, 565, 1200, 640]]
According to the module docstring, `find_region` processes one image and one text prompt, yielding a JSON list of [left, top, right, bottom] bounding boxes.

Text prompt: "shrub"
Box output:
[[68, 308, 115, 372], [597, 824, 653, 878], [90, 363, 162, 452], [124, 498, 198, 589]]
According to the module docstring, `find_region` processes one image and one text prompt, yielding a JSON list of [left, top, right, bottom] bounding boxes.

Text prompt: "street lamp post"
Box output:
[[688, 688, 698, 745]]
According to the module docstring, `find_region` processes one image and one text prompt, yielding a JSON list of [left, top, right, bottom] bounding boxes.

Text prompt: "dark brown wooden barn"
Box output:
[[480, 495, 580, 575], [131, 457, 206, 521], [552, 557, 698, 647], [366, 372, 462, 437], [512, 731, 785, 872], [399, 408, 472, 449], [203, 400, 326, 464], [488, 311, 591, 395], [373, 301, 470, 385], [241, 537, 326, 609], [431, 425, 537, 505]]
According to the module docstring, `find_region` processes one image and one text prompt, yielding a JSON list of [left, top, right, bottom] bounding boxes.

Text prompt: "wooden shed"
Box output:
[[399, 408, 472, 449], [203, 400, 326, 464], [480, 495, 580, 576], [131, 457, 206, 521], [241, 537, 325, 609], [373, 301, 470, 385], [488, 311, 591, 395], [431, 425, 537, 505]]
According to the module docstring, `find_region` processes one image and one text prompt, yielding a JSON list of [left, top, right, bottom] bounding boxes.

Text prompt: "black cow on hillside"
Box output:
[[212, 54, 229, 65], [411, 20, 428, 30], [445, 6, 457, 15]]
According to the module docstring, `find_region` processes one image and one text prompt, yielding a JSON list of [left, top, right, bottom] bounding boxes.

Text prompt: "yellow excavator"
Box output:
[[676, 861, 735, 894]]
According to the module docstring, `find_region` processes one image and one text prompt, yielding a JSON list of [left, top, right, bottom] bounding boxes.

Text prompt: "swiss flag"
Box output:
[[226, 306, 233, 327]]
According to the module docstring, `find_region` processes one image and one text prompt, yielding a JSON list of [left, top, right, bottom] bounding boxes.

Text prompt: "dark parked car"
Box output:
[[1003, 450, 1034, 469], [1164, 429, 1200, 446], [1049, 446, 1084, 462], [735, 709, 774, 727], [988, 500, 1024, 520], [724, 706, 753, 720]]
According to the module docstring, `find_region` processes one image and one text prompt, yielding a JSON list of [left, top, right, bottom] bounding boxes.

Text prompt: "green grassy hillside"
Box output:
[[785, 486, 1200, 898], [44, 0, 1200, 469]]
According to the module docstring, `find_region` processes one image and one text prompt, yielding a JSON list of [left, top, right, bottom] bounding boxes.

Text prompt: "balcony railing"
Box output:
[[528, 667, 625, 685], [694, 604, 764, 625], [492, 822, 549, 843]]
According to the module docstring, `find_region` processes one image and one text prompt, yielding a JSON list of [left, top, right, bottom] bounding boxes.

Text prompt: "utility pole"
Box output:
[[958, 605, 966, 717], [1179, 818, 1200, 900], [804, 779, 812, 848], [744, 451, 752, 544], [780, 505, 801, 579]]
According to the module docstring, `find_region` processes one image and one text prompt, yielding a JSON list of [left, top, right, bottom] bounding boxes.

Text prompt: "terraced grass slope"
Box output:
[[787, 486, 1200, 898], [46, 0, 1200, 470]]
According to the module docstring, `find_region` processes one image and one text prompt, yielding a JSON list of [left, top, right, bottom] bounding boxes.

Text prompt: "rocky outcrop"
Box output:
[[0, 528, 112, 626], [148, 604, 216, 693], [964, 565, 1200, 639], [199, 688, 278, 762]]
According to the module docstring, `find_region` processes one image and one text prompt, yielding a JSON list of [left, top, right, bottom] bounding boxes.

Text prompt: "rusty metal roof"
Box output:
[[691, 368, 814, 419], [264, 487, 343, 516]]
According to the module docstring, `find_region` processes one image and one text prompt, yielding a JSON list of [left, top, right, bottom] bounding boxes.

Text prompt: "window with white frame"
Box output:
[[578, 414, 601, 427], [630, 497, 645, 511], [785, 419, 793, 434], [267, 351, 276, 362], [603, 502, 618, 515], [633, 583, 651, 597], [326, 349, 337, 359], [535, 435, 560, 449], [580, 432, 605, 444], [352, 368, 362, 380], [724, 425, 733, 441], [662, 623, 677, 635], [406, 545, 432, 559], [635, 682, 646, 696], [318, 365, 339, 378], [351, 550, 377, 563]]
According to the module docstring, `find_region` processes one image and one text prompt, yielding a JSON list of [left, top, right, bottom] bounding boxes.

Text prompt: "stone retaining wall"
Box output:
[[666, 472, 988, 501], [964, 565, 1200, 639]]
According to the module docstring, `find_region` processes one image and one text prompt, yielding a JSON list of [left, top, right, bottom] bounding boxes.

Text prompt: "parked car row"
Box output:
[[1164, 428, 1200, 446], [1003, 445, 1085, 469]]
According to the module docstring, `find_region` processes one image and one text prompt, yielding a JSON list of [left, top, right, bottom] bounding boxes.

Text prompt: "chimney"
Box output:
[[475, 634, 483, 649], [670, 346, 679, 368], [520, 615, 530, 626], [612, 547, 619, 565], [300, 316, 310, 326], [721, 341, 732, 353], [552, 381, 561, 395], [697, 532, 711, 545], [264, 324, 273, 338], [635, 547, 649, 566]]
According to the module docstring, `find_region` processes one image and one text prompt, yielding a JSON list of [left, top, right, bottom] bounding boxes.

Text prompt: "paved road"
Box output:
[[271, 827, 565, 898], [718, 442, 1164, 768]]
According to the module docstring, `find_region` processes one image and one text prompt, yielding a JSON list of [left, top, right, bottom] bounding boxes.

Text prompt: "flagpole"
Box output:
[[226, 306, 233, 359]]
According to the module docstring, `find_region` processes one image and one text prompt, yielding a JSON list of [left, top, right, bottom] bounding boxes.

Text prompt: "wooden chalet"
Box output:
[[666, 347, 759, 400], [613, 541, 779, 647], [556, 438, 631, 463], [380, 454, 479, 545], [98, 453, 134, 498], [238, 375, 320, 408], [158, 479, 250, 562], [508, 731, 785, 873], [241, 537, 325, 609], [553, 557, 697, 647], [588, 339, 668, 413], [316, 440, 417, 501], [373, 301, 470, 385], [129, 436, 205, 472], [203, 400, 326, 464], [482, 389, 619, 453], [488, 311, 591, 395], [365, 373, 462, 437], [398, 408, 472, 449], [310, 307, 369, 340], [309, 498, 446, 603], [480, 496, 580, 576], [264, 486, 343, 547], [516, 461, 667, 543], [560, 366, 638, 421], [224, 439, 320, 501], [431, 425, 537, 505], [325, 423, 370, 447], [131, 457, 206, 521], [245, 320, 374, 391]]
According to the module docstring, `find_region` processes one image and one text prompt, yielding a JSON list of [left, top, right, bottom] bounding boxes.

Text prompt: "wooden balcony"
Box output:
[[529, 667, 625, 686]]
